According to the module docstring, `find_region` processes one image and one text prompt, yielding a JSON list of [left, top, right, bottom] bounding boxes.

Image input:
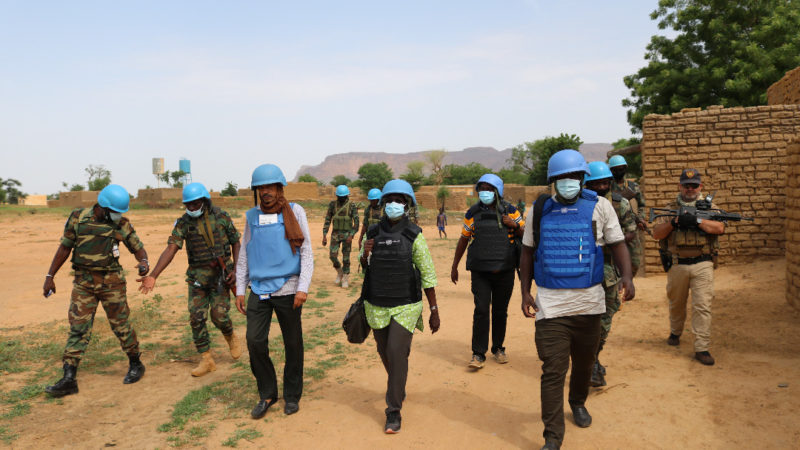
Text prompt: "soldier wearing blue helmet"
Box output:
[[359, 179, 439, 434], [322, 184, 359, 288], [519, 150, 635, 450], [450, 173, 525, 369], [609, 154, 647, 275], [42, 184, 150, 397], [358, 188, 383, 249], [138, 182, 243, 377]]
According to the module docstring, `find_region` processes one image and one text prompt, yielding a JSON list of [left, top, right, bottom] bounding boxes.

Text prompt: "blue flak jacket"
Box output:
[[534, 190, 604, 289], [245, 206, 301, 295]]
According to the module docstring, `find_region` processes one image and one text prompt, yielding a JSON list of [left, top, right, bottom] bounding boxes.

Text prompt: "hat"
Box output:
[[680, 168, 702, 185]]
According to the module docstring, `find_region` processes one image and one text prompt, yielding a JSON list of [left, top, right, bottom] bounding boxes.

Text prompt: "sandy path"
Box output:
[[1, 209, 798, 449]]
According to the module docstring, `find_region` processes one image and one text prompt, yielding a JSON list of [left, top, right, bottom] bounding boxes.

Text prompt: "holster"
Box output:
[[659, 249, 673, 273]]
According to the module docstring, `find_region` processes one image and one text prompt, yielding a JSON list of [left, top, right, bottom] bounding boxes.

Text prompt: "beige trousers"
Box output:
[[667, 260, 714, 352]]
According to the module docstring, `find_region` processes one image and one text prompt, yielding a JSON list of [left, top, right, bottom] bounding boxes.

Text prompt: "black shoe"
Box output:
[[251, 398, 277, 419], [284, 401, 299, 415], [123, 353, 145, 384], [667, 333, 680, 346], [384, 411, 402, 434], [541, 440, 561, 450], [571, 405, 592, 428], [45, 363, 79, 397], [694, 351, 715, 366], [590, 361, 607, 387]]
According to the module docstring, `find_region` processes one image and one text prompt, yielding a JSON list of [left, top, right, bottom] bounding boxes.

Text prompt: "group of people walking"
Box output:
[[40, 149, 726, 449]]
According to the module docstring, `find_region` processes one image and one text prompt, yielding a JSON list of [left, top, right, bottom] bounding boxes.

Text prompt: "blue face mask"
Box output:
[[384, 202, 406, 219], [186, 206, 204, 218], [108, 212, 122, 223], [555, 179, 581, 200], [478, 191, 495, 205]]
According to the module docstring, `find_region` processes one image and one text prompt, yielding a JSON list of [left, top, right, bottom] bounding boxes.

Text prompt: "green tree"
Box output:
[[611, 137, 643, 179], [354, 162, 393, 191], [70, 184, 85, 191], [330, 175, 352, 187], [436, 185, 451, 209], [400, 161, 426, 191], [0, 178, 26, 204], [441, 163, 493, 185], [496, 168, 528, 185], [508, 133, 584, 185], [425, 149, 448, 185], [298, 174, 323, 186], [159, 170, 187, 188], [85, 165, 112, 191], [221, 181, 238, 196], [623, 0, 800, 132]]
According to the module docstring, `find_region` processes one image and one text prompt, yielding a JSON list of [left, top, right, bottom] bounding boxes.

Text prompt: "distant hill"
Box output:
[[292, 144, 613, 183]]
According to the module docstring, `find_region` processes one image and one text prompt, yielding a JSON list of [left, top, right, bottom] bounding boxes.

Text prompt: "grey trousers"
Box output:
[[372, 318, 414, 414]]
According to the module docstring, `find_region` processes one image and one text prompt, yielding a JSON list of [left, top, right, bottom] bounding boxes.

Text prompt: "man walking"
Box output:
[[322, 185, 359, 288]]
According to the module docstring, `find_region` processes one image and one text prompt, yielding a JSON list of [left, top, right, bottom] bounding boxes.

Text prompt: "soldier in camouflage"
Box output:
[[322, 185, 359, 288], [358, 188, 383, 248], [42, 184, 149, 397], [609, 155, 646, 275], [138, 183, 242, 377], [585, 163, 638, 387]]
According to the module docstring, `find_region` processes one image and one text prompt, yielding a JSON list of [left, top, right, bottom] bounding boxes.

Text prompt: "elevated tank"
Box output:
[[179, 159, 191, 174]]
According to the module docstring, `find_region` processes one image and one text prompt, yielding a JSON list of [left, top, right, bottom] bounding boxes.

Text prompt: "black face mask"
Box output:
[[593, 187, 610, 197]]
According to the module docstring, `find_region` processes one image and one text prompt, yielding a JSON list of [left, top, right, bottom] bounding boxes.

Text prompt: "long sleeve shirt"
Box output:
[[236, 203, 314, 296]]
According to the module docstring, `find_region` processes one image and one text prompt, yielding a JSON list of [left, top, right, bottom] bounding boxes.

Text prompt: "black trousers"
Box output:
[[534, 314, 601, 445], [471, 270, 515, 357], [245, 292, 304, 403], [372, 318, 414, 414]]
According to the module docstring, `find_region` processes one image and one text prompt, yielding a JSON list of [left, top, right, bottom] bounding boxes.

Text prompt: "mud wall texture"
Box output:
[[767, 66, 800, 106], [47, 191, 99, 209], [786, 139, 800, 309], [641, 104, 800, 269]]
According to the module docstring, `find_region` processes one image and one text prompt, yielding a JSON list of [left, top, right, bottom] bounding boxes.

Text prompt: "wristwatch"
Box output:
[[697, 218, 703, 224], [430, 305, 438, 311]]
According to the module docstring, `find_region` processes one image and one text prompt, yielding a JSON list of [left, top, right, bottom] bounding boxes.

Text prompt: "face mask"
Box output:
[[478, 191, 495, 205], [186, 206, 203, 218], [555, 179, 581, 200], [592, 187, 610, 197], [384, 202, 406, 219], [108, 212, 123, 223]]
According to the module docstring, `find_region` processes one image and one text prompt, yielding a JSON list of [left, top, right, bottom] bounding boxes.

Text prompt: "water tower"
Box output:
[[179, 158, 192, 185], [152, 158, 165, 187]]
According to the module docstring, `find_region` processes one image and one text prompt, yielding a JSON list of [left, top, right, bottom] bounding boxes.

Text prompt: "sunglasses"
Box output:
[[682, 184, 700, 190]]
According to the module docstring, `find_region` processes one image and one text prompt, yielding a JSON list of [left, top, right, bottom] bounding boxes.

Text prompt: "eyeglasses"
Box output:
[[682, 184, 700, 190]]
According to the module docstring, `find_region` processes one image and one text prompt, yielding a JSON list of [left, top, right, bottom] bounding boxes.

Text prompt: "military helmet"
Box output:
[[251, 164, 287, 188], [367, 188, 382, 200], [335, 185, 350, 197], [476, 173, 504, 197], [547, 149, 589, 182], [584, 161, 613, 182], [97, 184, 130, 213], [608, 155, 627, 168], [380, 179, 417, 207], [182, 182, 211, 203]]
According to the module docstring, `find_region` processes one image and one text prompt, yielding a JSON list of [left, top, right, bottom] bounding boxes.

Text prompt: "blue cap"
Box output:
[[251, 164, 287, 188], [584, 161, 613, 182], [476, 173, 504, 197], [97, 184, 130, 213], [547, 149, 589, 182], [381, 179, 417, 207], [182, 182, 211, 203]]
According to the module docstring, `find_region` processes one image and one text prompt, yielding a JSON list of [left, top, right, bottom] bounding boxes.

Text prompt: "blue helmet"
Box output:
[[608, 155, 627, 168], [97, 184, 130, 213], [182, 182, 211, 203], [547, 149, 589, 182], [381, 179, 417, 207], [584, 161, 613, 183], [367, 188, 382, 200], [476, 173, 504, 197], [335, 185, 350, 197], [251, 164, 286, 188]]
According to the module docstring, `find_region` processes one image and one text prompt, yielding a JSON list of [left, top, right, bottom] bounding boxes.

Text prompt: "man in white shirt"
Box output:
[[518, 149, 635, 450]]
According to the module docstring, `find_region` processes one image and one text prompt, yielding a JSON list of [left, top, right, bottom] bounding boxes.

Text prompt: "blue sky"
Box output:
[[1, 1, 667, 195]]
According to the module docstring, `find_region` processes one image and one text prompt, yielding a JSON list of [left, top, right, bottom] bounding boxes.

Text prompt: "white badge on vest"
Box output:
[[259, 214, 278, 225]]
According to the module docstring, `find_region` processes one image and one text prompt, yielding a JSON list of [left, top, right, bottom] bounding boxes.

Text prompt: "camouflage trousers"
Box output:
[[187, 267, 234, 354], [598, 282, 621, 352], [628, 234, 643, 276], [329, 233, 352, 274], [63, 270, 139, 367]]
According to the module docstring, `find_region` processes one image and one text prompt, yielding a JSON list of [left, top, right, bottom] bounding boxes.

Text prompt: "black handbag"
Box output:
[[342, 297, 370, 344]]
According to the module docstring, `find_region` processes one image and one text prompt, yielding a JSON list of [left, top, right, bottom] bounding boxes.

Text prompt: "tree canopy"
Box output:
[[400, 161, 426, 191], [297, 174, 323, 186], [330, 175, 352, 187], [0, 178, 26, 204], [623, 0, 800, 132], [507, 133, 583, 185], [354, 162, 393, 191], [85, 165, 112, 191], [441, 162, 493, 185]]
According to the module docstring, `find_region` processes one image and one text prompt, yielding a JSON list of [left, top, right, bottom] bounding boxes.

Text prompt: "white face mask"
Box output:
[[186, 206, 204, 218], [555, 179, 581, 200], [109, 212, 123, 223], [478, 191, 495, 205]]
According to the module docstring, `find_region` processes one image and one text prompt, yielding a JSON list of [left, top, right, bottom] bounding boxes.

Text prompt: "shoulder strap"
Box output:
[[366, 223, 381, 240], [401, 223, 422, 243], [532, 193, 550, 250], [611, 192, 622, 203], [334, 200, 351, 217]]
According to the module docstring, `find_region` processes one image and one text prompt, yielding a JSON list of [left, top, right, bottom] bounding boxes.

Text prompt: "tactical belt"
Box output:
[[677, 254, 712, 265]]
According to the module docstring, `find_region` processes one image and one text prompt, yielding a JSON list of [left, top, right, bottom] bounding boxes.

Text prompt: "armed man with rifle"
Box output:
[[651, 169, 730, 366], [608, 155, 647, 275], [138, 182, 243, 377]]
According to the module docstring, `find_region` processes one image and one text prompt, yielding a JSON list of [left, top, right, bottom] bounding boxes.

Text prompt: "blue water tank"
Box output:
[[179, 159, 191, 174]]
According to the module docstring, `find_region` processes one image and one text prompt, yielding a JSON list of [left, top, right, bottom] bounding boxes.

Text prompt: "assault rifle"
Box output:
[[648, 193, 753, 224]]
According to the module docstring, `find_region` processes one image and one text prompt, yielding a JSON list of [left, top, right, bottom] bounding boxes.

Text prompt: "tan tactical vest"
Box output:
[[72, 208, 127, 271], [659, 198, 719, 259]]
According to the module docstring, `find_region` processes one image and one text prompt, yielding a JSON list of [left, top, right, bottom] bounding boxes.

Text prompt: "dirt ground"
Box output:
[[1, 207, 798, 449]]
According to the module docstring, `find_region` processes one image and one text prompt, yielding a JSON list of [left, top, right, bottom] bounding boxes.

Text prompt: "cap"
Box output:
[[680, 168, 702, 185]]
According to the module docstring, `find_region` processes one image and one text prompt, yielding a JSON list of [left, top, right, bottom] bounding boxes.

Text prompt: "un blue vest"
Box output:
[[533, 190, 604, 289], [245, 206, 301, 295]]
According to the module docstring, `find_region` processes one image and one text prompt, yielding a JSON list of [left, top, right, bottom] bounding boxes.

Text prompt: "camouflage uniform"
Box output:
[[169, 206, 241, 353], [60, 208, 143, 367], [407, 205, 419, 225], [612, 179, 645, 275], [362, 203, 383, 230], [323, 200, 359, 274], [599, 193, 637, 349]]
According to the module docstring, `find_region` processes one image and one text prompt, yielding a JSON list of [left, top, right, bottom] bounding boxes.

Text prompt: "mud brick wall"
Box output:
[[48, 191, 99, 208], [786, 139, 800, 309], [641, 105, 800, 269], [767, 66, 800, 106]]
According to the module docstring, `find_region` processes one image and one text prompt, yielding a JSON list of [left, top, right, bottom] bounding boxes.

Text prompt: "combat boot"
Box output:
[[341, 273, 349, 289], [45, 363, 79, 397], [123, 352, 145, 384], [334, 267, 344, 285], [191, 351, 217, 377], [590, 360, 606, 387], [224, 332, 242, 360]]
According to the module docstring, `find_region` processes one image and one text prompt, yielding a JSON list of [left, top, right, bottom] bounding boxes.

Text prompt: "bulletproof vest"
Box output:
[[366, 218, 422, 307], [71, 208, 125, 271], [465, 203, 515, 272], [245, 206, 301, 295], [181, 206, 232, 267], [533, 190, 605, 289], [331, 201, 354, 231], [364, 204, 382, 228], [662, 199, 718, 258]]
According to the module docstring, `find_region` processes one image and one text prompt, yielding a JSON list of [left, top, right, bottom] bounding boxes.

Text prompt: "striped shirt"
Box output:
[[460, 202, 525, 242]]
